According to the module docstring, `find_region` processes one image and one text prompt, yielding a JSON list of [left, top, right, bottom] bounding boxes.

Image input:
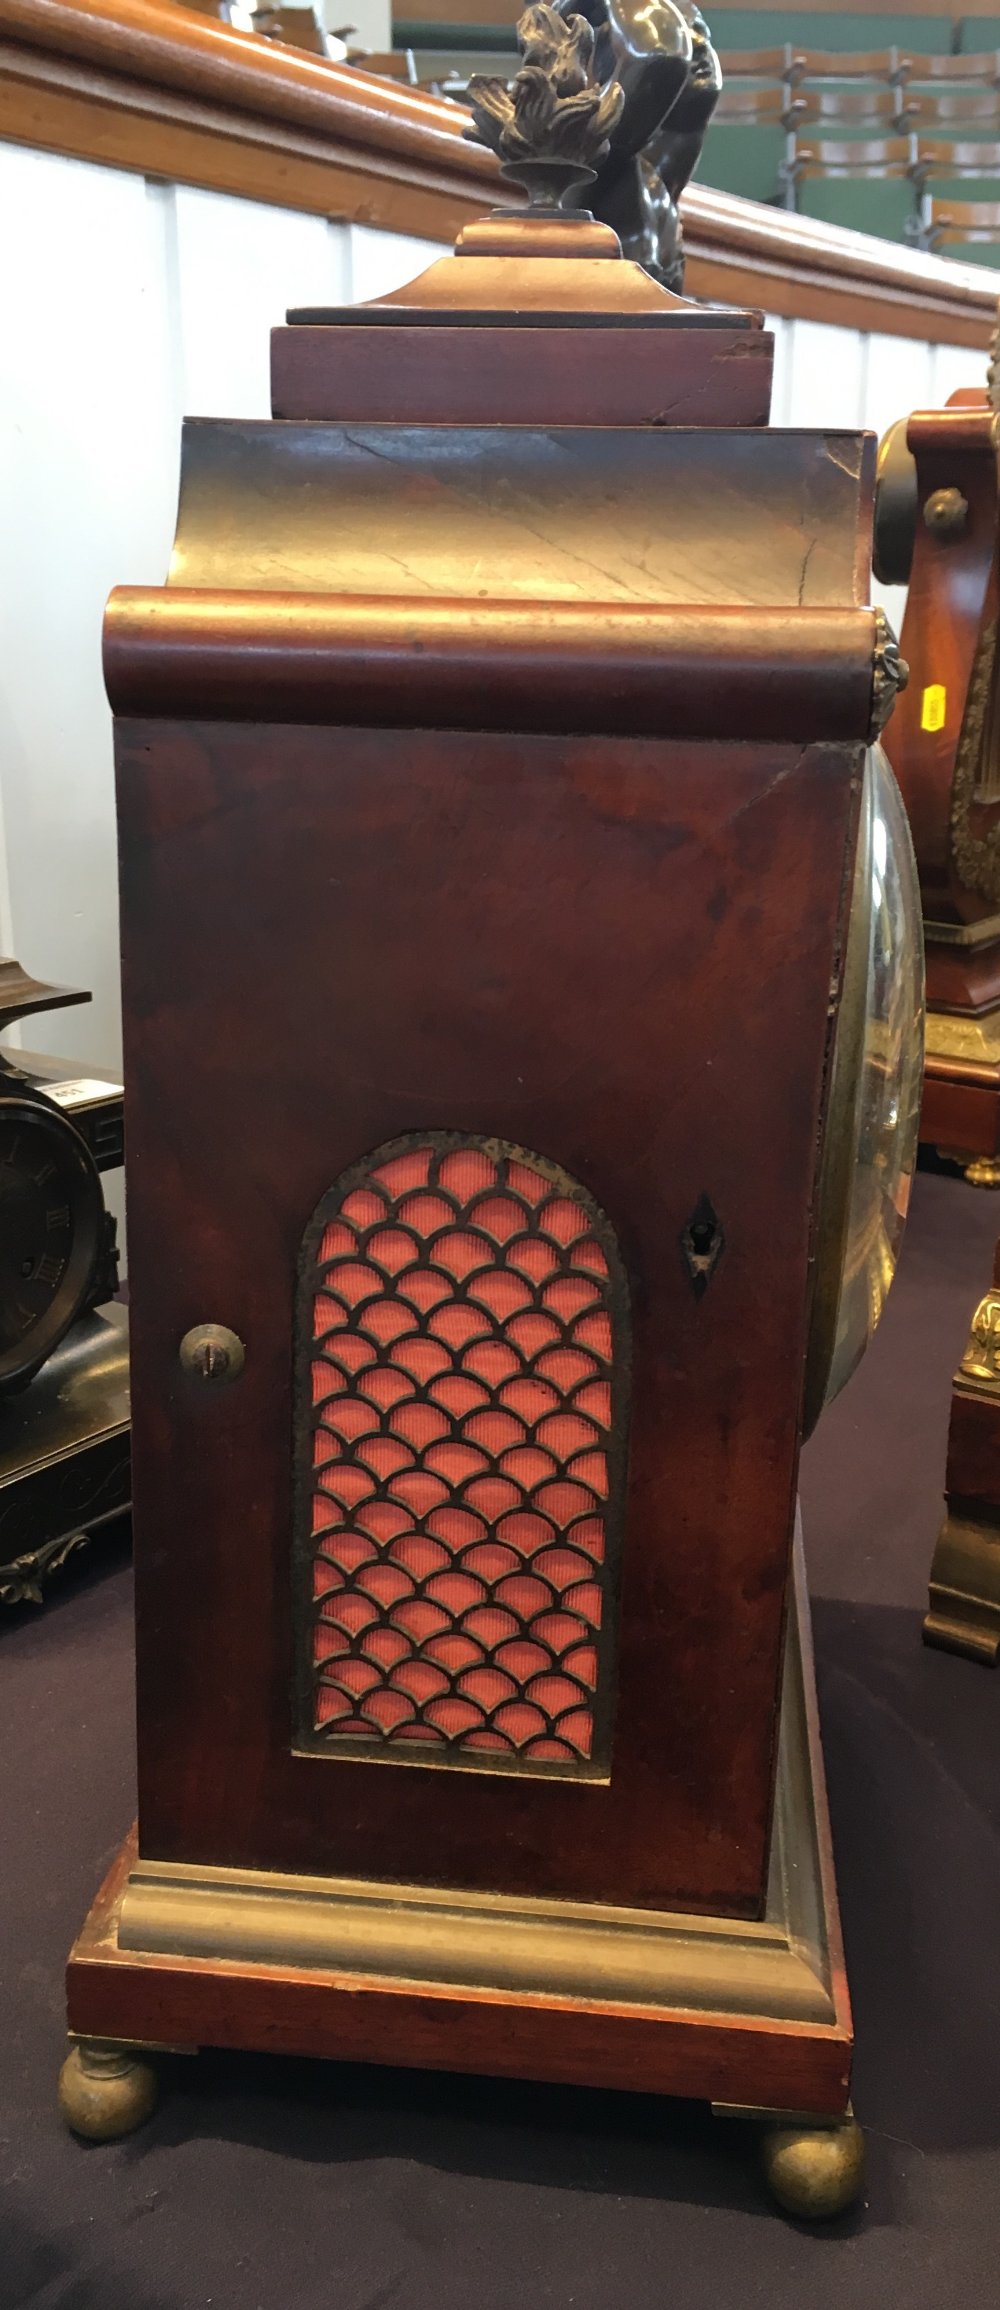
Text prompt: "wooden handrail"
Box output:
[[0, 0, 499, 176], [1, 0, 997, 345], [681, 181, 998, 345]]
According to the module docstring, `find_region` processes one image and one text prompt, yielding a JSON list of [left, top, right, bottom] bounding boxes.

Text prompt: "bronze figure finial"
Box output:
[[568, 0, 723, 294], [463, 3, 625, 207]]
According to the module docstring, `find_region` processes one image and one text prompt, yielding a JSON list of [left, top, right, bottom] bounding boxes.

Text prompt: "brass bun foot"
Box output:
[[760, 2117, 865, 2220], [963, 1155, 1000, 1189], [58, 2040, 159, 2142]]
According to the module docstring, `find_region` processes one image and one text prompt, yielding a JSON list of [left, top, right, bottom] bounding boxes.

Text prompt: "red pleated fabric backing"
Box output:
[[301, 1141, 626, 1773]]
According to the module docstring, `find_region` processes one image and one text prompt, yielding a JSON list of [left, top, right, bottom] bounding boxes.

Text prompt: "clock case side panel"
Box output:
[[113, 703, 864, 1923]]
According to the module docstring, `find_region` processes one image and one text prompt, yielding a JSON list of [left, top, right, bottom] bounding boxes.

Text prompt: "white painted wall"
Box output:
[[0, 138, 438, 1116], [766, 313, 986, 632], [0, 133, 986, 1145]]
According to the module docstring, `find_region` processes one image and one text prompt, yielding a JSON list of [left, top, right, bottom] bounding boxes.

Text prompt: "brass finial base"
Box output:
[[455, 209, 623, 261], [58, 2039, 159, 2142], [761, 2117, 866, 2220]]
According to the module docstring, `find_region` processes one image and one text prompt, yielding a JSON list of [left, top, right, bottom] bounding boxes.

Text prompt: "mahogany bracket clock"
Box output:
[[876, 338, 1000, 1182], [61, 4, 922, 2218]]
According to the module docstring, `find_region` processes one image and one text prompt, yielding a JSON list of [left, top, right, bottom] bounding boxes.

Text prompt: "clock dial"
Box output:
[[0, 1096, 105, 1387], [804, 744, 924, 1433]]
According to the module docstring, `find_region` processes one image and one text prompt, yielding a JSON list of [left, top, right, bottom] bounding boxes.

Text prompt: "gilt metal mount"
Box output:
[[870, 610, 909, 741]]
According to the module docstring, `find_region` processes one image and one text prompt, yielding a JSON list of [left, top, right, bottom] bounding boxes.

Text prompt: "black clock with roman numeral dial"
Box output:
[[0, 1089, 117, 1392]]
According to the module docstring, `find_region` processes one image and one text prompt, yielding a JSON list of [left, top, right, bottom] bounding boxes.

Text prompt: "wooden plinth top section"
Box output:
[[273, 209, 767, 417]]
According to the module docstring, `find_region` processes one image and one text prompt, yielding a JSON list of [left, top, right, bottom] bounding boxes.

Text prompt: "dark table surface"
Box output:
[[3, 1167, 999, 2310]]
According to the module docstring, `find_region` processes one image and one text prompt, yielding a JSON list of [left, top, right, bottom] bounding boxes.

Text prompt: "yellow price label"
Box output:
[[921, 683, 947, 733]]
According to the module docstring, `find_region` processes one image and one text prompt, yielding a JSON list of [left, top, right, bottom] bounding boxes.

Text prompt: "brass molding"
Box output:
[[118, 1584, 836, 2029], [924, 1006, 1000, 1064], [924, 912, 1000, 949], [924, 1509, 1000, 1664], [923, 485, 969, 541]]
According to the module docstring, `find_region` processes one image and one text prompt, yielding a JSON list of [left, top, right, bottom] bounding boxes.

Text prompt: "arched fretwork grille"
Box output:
[[293, 1137, 630, 1777]]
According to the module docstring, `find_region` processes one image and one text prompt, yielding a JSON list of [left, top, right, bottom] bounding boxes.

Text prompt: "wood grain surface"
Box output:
[[116, 715, 859, 1917]]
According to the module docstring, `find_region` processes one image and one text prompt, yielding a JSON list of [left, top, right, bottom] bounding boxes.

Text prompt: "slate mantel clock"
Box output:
[[0, 956, 127, 1608], [61, 5, 922, 2218], [0, 958, 118, 1394]]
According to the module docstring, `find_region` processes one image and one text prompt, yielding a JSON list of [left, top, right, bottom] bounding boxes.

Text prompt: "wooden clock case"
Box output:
[[61, 201, 886, 2215], [878, 379, 1000, 1181]]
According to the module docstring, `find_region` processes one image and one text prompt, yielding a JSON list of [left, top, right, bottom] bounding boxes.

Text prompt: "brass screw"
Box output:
[[178, 1323, 245, 1383], [924, 486, 968, 540]]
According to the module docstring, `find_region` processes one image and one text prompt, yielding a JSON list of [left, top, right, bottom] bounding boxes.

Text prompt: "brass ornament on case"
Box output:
[[923, 486, 969, 540], [679, 1192, 725, 1298], [178, 1323, 245, 1383], [869, 610, 908, 741], [963, 1155, 1000, 1189], [959, 1287, 1000, 1384]]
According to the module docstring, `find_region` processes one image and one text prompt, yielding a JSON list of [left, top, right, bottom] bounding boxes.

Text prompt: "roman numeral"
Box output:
[[35, 1254, 64, 1289], [46, 1205, 70, 1231], [33, 1161, 56, 1186]]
